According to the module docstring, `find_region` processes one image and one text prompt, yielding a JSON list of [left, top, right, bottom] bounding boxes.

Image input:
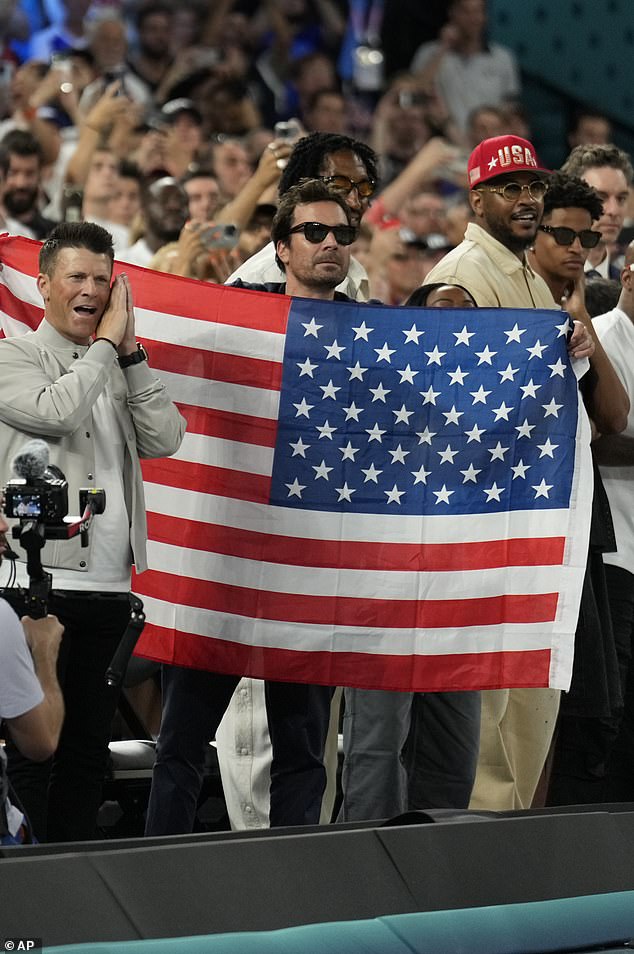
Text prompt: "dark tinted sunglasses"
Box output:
[[287, 222, 357, 245], [318, 174, 376, 198], [538, 224, 601, 248]]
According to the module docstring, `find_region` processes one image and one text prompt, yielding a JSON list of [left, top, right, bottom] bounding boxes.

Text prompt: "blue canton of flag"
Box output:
[[270, 301, 577, 516]]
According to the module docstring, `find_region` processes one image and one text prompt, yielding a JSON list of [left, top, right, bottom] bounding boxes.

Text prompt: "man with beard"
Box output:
[[0, 129, 57, 240], [423, 134, 594, 811], [117, 176, 189, 268], [0, 506, 64, 845], [146, 180, 356, 836], [127, 3, 173, 95]]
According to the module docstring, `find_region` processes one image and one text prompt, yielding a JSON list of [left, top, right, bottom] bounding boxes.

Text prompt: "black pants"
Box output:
[[548, 564, 634, 805], [145, 664, 334, 835], [4, 590, 131, 842]]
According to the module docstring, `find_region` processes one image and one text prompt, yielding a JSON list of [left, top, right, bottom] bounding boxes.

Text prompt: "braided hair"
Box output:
[[279, 132, 379, 195]]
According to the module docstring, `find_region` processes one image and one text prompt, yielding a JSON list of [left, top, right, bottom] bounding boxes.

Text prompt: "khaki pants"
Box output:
[[469, 687, 560, 810]]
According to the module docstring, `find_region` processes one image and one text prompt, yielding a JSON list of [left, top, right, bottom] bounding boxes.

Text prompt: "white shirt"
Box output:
[[116, 238, 154, 268], [593, 306, 634, 575]]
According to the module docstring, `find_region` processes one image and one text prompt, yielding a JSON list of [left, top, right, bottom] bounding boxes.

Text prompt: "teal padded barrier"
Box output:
[[47, 890, 634, 954], [490, 0, 634, 128]]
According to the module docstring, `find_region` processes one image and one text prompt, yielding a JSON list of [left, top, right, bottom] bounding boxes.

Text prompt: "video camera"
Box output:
[[3, 440, 106, 617]]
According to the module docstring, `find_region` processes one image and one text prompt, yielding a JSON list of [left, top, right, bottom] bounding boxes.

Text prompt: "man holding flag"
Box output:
[[422, 134, 595, 811], [145, 179, 357, 834]]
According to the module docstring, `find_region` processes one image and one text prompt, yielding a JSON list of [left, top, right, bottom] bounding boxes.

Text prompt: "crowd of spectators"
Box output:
[[2, 0, 634, 843]]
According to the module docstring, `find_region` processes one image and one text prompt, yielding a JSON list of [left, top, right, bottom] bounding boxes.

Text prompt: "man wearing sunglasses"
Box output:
[[227, 131, 379, 302], [422, 135, 595, 813], [146, 181, 360, 837]]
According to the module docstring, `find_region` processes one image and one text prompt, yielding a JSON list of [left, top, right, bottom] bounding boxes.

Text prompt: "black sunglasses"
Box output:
[[538, 224, 602, 249], [286, 222, 357, 245], [318, 174, 376, 198]]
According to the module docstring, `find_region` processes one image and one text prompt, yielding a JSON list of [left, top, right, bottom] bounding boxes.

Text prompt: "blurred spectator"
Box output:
[[0, 128, 58, 238], [286, 50, 339, 119], [399, 189, 447, 238], [169, 6, 205, 58], [159, 97, 205, 177], [568, 110, 613, 150], [371, 74, 434, 185], [236, 202, 277, 264], [302, 88, 346, 134], [211, 138, 252, 201], [584, 276, 621, 317], [127, 2, 173, 94], [410, 0, 520, 134], [466, 104, 505, 148], [117, 174, 189, 266], [108, 158, 142, 232], [29, 0, 92, 61], [197, 78, 262, 138], [80, 145, 129, 248], [181, 167, 221, 225], [366, 226, 430, 303], [444, 196, 474, 247], [562, 144, 633, 280], [79, 12, 152, 113]]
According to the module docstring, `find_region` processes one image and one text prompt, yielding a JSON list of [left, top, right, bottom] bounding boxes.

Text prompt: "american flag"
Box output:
[[0, 235, 592, 691]]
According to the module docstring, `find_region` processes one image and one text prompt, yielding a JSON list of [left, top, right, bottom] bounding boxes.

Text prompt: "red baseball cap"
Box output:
[[467, 135, 550, 188]]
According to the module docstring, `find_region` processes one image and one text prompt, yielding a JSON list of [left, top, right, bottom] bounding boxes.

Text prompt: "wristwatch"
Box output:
[[118, 343, 148, 369]]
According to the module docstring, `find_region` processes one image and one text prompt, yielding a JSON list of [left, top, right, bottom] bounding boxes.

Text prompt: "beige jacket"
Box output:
[[0, 320, 186, 575], [425, 222, 557, 310]]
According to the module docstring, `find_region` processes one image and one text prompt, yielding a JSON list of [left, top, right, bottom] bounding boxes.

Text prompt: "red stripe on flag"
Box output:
[[146, 512, 566, 572], [120, 270, 291, 332], [0, 233, 292, 333], [140, 339, 283, 391], [135, 624, 553, 691], [141, 457, 271, 503], [137, 568, 559, 628], [175, 402, 277, 447], [0, 281, 43, 330]]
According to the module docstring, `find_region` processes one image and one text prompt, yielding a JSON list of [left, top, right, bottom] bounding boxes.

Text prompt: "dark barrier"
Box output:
[[1, 807, 634, 947]]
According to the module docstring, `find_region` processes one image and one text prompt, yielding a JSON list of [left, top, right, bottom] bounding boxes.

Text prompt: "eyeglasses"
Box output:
[[538, 224, 601, 248], [477, 180, 549, 202], [286, 221, 357, 245], [318, 174, 376, 199]]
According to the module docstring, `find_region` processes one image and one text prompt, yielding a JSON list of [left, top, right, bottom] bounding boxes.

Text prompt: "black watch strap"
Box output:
[[118, 343, 148, 369]]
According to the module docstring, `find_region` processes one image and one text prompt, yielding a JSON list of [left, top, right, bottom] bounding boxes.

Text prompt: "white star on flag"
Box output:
[[498, 363, 519, 382], [397, 364, 418, 384], [389, 444, 410, 464], [470, 385, 491, 404], [425, 345, 446, 365], [484, 483, 504, 502], [316, 420, 337, 439], [302, 318, 322, 337], [403, 323, 424, 344], [324, 339, 345, 359], [533, 479, 553, 499], [366, 423, 386, 442], [464, 423, 486, 443], [297, 357, 317, 377], [442, 405, 464, 426], [527, 340, 548, 359], [343, 402, 363, 421], [285, 478, 305, 498], [385, 484, 405, 505], [313, 459, 333, 480], [411, 464, 431, 484], [453, 325, 475, 346], [393, 404, 414, 424], [515, 419, 535, 439], [339, 441, 359, 461], [375, 342, 396, 363], [521, 379, 541, 399], [335, 482, 356, 502], [492, 401, 513, 421], [433, 484, 454, 504], [505, 323, 526, 343], [438, 444, 459, 464], [416, 426, 436, 445], [293, 397, 314, 417], [489, 442, 509, 461], [543, 398, 563, 418], [548, 358, 567, 378], [460, 463, 481, 483], [289, 437, 310, 457], [352, 321, 373, 341], [420, 385, 440, 405], [511, 460, 530, 479], [537, 438, 558, 458], [475, 345, 497, 365], [361, 462, 382, 482], [319, 379, 341, 400], [447, 366, 469, 385], [369, 382, 391, 402], [347, 361, 367, 381]]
